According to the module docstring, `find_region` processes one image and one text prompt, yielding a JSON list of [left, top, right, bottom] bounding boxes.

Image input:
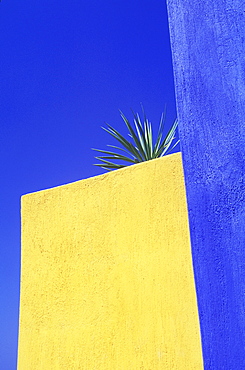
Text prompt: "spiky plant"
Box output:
[[92, 108, 179, 171]]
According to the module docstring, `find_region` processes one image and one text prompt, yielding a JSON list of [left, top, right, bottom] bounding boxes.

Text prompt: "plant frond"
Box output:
[[102, 124, 143, 161], [155, 119, 178, 157], [95, 154, 136, 163], [119, 111, 145, 160], [93, 108, 179, 171]]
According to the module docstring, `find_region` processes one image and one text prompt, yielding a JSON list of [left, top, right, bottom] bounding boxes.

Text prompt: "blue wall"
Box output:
[[166, 1, 245, 368]]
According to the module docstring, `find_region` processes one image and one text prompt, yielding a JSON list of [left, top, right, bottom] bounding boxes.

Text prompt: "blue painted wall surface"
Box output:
[[166, 1, 245, 368]]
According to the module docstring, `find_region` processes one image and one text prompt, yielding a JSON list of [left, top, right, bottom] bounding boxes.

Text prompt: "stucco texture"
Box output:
[[166, 1, 245, 368], [18, 152, 203, 369]]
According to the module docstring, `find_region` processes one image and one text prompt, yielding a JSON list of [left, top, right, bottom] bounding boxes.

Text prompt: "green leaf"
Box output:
[[155, 119, 178, 157], [102, 125, 143, 161], [95, 154, 136, 163], [119, 111, 145, 160], [92, 107, 179, 171]]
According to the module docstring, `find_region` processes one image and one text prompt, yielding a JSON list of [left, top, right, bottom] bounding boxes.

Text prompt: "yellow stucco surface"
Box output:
[[18, 152, 203, 369]]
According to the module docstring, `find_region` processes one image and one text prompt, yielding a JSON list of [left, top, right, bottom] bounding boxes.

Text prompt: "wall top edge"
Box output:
[[21, 152, 182, 200]]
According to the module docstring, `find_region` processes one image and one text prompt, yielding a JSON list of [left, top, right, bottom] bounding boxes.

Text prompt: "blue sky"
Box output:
[[0, 1, 177, 368]]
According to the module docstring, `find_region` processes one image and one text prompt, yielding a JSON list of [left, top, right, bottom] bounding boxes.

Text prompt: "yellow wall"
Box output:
[[18, 152, 203, 369]]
